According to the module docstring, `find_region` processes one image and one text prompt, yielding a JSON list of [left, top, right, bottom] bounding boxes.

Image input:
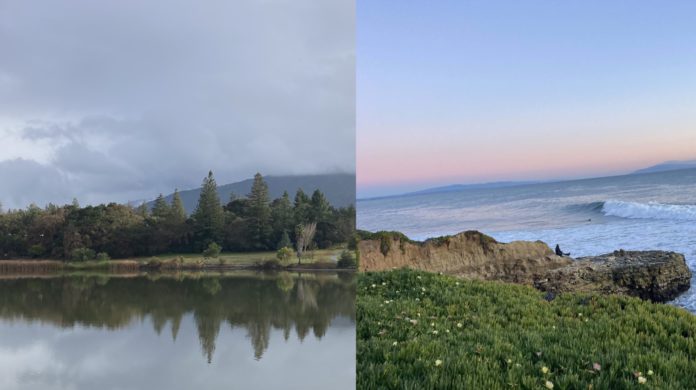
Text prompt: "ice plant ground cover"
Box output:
[[357, 269, 696, 389]]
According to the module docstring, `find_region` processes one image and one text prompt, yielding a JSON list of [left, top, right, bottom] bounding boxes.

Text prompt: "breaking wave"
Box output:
[[601, 200, 696, 221]]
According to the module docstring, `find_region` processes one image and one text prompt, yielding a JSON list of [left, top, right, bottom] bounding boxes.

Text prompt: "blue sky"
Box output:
[[357, 1, 696, 197]]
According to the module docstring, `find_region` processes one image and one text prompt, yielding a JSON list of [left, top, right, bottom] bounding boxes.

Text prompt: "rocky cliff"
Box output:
[[358, 231, 691, 302], [358, 231, 571, 282]]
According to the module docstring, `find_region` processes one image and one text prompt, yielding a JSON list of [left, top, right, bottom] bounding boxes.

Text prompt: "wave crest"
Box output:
[[601, 200, 696, 221]]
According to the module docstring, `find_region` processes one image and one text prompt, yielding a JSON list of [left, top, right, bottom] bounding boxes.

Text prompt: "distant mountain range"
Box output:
[[632, 159, 696, 175], [361, 159, 696, 201], [403, 181, 540, 196], [148, 173, 355, 214]]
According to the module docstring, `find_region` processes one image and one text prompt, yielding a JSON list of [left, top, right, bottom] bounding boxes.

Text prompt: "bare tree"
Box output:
[[295, 222, 317, 264]]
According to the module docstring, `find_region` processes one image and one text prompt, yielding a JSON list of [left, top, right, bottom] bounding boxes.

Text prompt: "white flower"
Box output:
[[382, 282, 386, 285], [435, 359, 442, 366], [422, 287, 426, 292], [544, 380, 554, 389], [647, 370, 654, 376], [541, 366, 549, 374], [392, 341, 398, 346], [446, 329, 450, 333], [417, 276, 422, 279], [371, 284, 376, 288], [457, 323, 463, 328], [638, 376, 647, 384], [432, 330, 438, 335], [430, 322, 435, 327], [507, 359, 512, 364]]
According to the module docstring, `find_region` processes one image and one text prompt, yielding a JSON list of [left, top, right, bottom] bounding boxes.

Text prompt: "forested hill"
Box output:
[[151, 173, 355, 213]]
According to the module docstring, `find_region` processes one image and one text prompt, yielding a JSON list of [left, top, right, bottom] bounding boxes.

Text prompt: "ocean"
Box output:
[[357, 168, 696, 312]]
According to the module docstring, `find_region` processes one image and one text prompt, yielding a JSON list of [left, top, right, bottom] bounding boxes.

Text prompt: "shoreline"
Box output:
[[0, 259, 355, 276]]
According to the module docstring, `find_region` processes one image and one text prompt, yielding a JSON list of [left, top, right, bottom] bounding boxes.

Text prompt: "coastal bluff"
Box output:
[[357, 231, 691, 302]]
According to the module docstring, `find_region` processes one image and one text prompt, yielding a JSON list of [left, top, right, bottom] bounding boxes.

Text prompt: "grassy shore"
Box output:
[[0, 248, 345, 273], [358, 269, 696, 389], [146, 248, 341, 265]]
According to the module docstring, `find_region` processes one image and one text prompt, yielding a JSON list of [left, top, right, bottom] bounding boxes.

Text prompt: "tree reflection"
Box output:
[[0, 272, 355, 362]]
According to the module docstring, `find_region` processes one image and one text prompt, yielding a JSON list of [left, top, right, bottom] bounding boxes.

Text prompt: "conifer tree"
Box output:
[[310, 189, 331, 222], [192, 171, 224, 247], [136, 202, 149, 218], [271, 191, 294, 241], [293, 188, 312, 224], [277, 229, 291, 249], [171, 189, 187, 222], [152, 193, 170, 219], [247, 173, 272, 249]]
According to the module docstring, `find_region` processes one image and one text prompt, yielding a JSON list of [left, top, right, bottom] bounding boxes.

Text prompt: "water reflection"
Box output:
[[0, 272, 355, 362]]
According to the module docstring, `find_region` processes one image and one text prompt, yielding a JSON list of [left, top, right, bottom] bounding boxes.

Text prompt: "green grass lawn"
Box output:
[[357, 269, 696, 389]]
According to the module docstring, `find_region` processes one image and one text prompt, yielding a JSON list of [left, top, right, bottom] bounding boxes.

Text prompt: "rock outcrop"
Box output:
[[535, 250, 692, 302], [358, 231, 692, 302], [358, 231, 572, 282]]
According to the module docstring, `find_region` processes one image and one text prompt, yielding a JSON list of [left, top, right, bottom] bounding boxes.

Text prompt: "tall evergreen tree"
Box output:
[[310, 189, 331, 222], [271, 191, 294, 241], [136, 202, 149, 218], [151, 194, 170, 219], [192, 171, 224, 247], [247, 173, 272, 249], [293, 189, 312, 225], [171, 189, 187, 222]]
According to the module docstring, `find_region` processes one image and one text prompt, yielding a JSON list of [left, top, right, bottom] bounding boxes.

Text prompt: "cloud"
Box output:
[[0, 0, 355, 209]]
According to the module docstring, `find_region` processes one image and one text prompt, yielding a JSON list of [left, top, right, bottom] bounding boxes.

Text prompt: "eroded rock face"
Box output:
[[358, 231, 571, 283], [535, 250, 692, 302], [358, 231, 692, 302]]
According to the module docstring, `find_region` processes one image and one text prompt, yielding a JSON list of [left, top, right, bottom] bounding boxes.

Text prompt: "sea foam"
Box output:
[[602, 200, 696, 221]]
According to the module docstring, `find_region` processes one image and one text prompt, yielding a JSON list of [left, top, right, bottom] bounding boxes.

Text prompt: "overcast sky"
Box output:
[[0, 0, 354, 209]]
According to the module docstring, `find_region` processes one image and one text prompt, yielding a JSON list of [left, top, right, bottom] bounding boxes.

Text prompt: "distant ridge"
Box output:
[[406, 181, 540, 196], [360, 181, 539, 201], [633, 160, 696, 175], [149, 173, 355, 214]]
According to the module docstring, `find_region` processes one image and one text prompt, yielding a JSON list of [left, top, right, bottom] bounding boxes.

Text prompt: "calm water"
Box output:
[[358, 168, 696, 312], [0, 272, 355, 390]]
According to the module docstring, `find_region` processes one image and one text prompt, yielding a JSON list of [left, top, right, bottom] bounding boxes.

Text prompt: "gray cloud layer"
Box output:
[[0, 0, 355, 209]]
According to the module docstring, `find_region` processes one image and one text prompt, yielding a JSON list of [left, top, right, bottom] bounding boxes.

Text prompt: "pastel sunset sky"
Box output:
[[357, 1, 696, 197]]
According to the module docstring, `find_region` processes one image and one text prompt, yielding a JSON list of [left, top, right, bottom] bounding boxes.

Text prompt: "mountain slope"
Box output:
[[633, 160, 696, 175], [150, 173, 355, 214]]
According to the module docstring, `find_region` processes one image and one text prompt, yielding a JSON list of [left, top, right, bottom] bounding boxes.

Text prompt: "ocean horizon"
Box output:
[[358, 168, 696, 312]]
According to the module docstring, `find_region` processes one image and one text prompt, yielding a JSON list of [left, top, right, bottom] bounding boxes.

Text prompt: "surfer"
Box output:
[[555, 244, 570, 257]]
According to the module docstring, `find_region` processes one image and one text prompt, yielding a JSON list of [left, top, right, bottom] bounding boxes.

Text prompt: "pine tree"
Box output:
[[171, 189, 187, 223], [247, 173, 272, 249], [152, 193, 170, 219], [294, 188, 312, 224], [277, 229, 291, 249], [192, 171, 224, 247], [136, 202, 149, 218], [271, 191, 294, 241], [310, 189, 331, 222]]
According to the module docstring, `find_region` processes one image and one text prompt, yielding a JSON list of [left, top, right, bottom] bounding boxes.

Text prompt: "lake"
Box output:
[[0, 271, 356, 390]]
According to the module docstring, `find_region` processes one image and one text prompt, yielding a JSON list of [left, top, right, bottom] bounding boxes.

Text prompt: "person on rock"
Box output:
[[555, 244, 570, 257]]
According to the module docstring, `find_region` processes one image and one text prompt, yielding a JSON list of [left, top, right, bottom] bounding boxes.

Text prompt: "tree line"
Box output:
[[0, 172, 355, 260]]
